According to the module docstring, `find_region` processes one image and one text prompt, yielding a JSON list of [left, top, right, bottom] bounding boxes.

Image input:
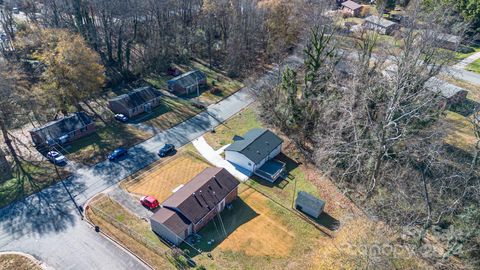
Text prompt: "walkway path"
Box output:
[[454, 51, 480, 69], [192, 136, 250, 181], [0, 54, 303, 270]]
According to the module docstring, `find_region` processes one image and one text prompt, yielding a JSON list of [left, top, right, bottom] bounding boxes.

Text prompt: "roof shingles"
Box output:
[[225, 128, 283, 164]]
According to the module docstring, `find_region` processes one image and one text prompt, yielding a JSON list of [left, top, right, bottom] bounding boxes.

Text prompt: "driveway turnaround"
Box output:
[[0, 55, 303, 270]]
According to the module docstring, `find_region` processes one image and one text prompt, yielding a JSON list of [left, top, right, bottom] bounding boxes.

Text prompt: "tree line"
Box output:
[[259, 1, 479, 268]]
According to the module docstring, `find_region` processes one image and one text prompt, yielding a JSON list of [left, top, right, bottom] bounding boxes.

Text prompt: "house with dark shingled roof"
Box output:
[[108, 86, 163, 118], [29, 112, 96, 146], [150, 167, 240, 245], [225, 128, 285, 182]]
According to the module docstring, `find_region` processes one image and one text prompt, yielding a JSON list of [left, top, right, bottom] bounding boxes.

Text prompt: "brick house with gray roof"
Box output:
[[108, 86, 162, 118], [29, 112, 95, 146], [150, 167, 240, 245]]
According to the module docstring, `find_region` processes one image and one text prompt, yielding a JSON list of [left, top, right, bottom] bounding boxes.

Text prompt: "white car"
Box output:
[[47, 151, 67, 165]]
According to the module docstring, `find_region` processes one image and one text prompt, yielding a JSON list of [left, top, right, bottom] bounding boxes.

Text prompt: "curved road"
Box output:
[[0, 55, 303, 270]]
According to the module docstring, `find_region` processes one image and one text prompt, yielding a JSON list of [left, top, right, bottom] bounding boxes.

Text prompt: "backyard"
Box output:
[[183, 184, 341, 270]]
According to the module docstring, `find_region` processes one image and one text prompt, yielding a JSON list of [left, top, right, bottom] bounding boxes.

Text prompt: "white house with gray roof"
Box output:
[[225, 128, 285, 182]]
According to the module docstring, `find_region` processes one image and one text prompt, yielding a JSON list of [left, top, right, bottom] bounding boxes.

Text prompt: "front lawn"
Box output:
[[204, 106, 262, 150], [123, 151, 211, 202], [466, 58, 480, 74], [129, 96, 202, 132], [455, 46, 480, 61], [66, 121, 152, 166]]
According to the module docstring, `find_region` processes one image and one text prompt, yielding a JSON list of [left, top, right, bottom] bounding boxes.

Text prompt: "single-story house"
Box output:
[[425, 78, 468, 108], [364, 15, 399, 35], [29, 112, 95, 146], [150, 167, 240, 245], [108, 86, 163, 118], [295, 191, 325, 218], [341, 0, 362, 17], [435, 33, 461, 50], [167, 70, 207, 95], [225, 128, 285, 182]]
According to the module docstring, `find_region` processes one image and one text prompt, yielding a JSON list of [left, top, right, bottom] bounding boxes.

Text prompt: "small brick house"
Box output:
[[341, 0, 362, 17], [29, 112, 95, 146], [364, 16, 399, 35], [108, 86, 163, 118], [150, 167, 240, 245], [167, 70, 207, 95]]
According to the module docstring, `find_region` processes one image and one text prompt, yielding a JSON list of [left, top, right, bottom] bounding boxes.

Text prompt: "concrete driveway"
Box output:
[[0, 54, 303, 270], [192, 136, 250, 181]]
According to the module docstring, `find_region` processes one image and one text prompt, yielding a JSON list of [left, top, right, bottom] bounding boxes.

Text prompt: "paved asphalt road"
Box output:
[[0, 55, 303, 270]]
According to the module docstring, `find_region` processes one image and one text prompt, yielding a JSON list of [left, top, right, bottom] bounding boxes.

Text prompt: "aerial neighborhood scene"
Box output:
[[0, 0, 480, 269]]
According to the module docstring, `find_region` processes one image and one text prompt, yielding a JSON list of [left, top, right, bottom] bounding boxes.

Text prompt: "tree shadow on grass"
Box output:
[[180, 198, 258, 256]]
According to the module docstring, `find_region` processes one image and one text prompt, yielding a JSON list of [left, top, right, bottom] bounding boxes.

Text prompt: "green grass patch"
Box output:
[[204, 107, 262, 150], [466, 58, 480, 74]]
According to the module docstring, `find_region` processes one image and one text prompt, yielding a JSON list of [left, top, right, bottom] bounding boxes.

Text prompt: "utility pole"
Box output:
[[50, 145, 83, 217]]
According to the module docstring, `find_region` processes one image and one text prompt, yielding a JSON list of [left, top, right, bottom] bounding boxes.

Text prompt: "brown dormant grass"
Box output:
[[125, 152, 211, 201]]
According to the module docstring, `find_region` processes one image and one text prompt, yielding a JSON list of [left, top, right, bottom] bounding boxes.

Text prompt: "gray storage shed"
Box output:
[[295, 191, 325, 218]]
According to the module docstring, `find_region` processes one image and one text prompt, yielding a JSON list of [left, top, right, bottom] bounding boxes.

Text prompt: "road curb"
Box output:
[[82, 196, 155, 270]]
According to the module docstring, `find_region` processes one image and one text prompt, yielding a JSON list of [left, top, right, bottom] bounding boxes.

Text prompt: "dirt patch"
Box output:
[[217, 188, 295, 257], [0, 254, 42, 270], [124, 152, 211, 201]]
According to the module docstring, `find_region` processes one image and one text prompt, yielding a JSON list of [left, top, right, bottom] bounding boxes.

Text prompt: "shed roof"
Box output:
[[30, 112, 93, 141], [167, 70, 206, 89], [296, 191, 325, 212], [425, 77, 468, 99], [162, 167, 240, 225], [225, 128, 283, 164], [109, 86, 162, 109], [365, 16, 397, 28], [437, 33, 461, 44], [341, 0, 362, 10]]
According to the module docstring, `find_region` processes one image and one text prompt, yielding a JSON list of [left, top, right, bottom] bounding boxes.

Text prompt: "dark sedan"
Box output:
[[108, 148, 128, 161], [158, 144, 175, 157]]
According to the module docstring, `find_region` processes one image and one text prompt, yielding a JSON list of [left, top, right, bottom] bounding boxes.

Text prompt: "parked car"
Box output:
[[140, 196, 159, 210], [108, 148, 128, 161], [12, 7, 19, 14], [158, 144, 175, 157], [191, 101, 206, 110], [47, 151, 67, 165], [114, 114, 128, 122]]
